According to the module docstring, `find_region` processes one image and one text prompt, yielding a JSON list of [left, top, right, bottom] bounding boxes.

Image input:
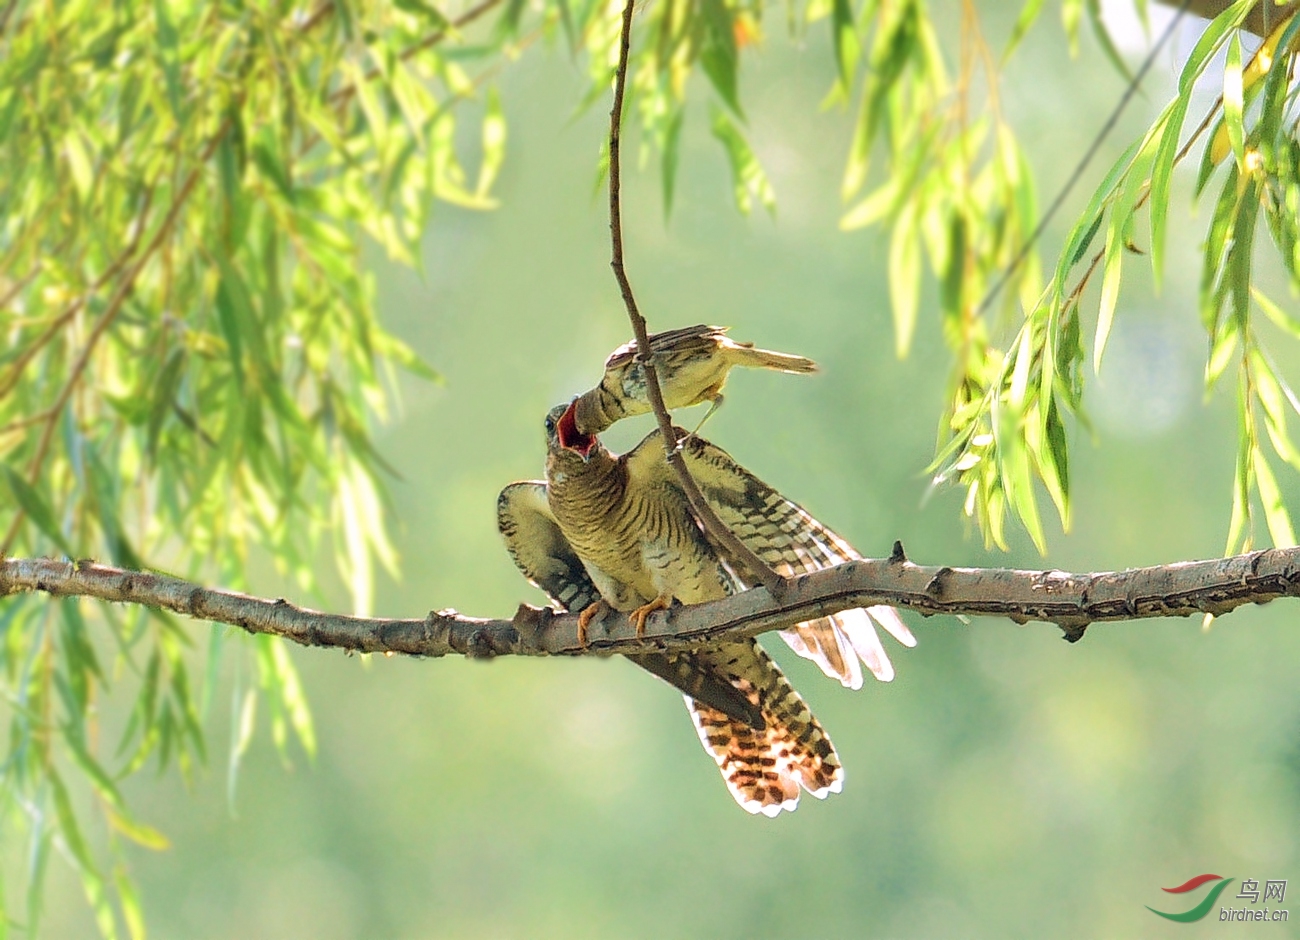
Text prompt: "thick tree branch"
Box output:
[[6, 546, 1300, 658]]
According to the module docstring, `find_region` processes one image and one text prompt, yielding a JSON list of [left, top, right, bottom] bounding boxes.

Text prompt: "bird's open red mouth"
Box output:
[[558, 401, 595, 457]]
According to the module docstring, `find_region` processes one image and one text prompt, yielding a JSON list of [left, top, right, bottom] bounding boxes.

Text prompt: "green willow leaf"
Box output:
[[152, 0, 183, 119], [889, 203, 921, 357], [1043, 398, 1071, 525], [1, 466, 73, 556], [831, 0, 860, 91], [1253, 447, 1296, 546], [475, 87, 507, 201], [661, 104, 685, 218], [1179, 0, 1255, 95], [107, 809, 171, 852], [1085, 0, 1133, 81], [1224, 34, 1245, 169], [709, 104, 774, 216], [699, 0, 743, 118], [1253, 288, 1300, 339], [1094, 219, 1123, 373], [1149, 95, 1189, 286], [1226, 373, 1254, 554], [113, 866, 146, 940], [1229, 178, 1260, 328], [395, 0, 451, 29], [1003, 0, 1046, 61]]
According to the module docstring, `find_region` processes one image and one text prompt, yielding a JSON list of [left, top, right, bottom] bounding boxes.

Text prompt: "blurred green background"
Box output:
[[40, 9, 1300, 937]]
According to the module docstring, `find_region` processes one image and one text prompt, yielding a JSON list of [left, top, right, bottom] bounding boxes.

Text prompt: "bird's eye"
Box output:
[[544, 416, 556, 433]]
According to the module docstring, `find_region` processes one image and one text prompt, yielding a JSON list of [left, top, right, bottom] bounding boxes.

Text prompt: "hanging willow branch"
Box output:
[[4, 544, 1298, 658], [604, 0, 785, 594]]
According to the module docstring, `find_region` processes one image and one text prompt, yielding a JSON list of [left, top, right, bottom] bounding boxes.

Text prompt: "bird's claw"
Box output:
[[692, 393, 725, 438], [629, 595, 672, 638], [577, 601, 607, 647]]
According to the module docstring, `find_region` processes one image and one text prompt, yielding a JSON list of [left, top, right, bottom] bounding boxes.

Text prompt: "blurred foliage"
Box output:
[[2, 0, 1300, 934], [0, 0, 503, 933], [932, 0, 1300, 554]]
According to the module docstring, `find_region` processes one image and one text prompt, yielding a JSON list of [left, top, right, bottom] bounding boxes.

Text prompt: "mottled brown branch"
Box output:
[[5, 546, 1299, 658], [604, 0, 784, 595], [1153, 0, 1299, 37]]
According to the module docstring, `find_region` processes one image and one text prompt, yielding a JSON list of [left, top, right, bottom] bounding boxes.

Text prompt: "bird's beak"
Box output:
[[557, 400, 596, 461]]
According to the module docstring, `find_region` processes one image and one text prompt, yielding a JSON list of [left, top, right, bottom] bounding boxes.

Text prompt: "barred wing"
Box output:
[[676, 435, 917, 689], [498, 482, 601, 614]]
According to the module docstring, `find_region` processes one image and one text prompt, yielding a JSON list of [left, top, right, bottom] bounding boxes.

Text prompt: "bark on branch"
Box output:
[[4, 544, 1299, 658], [1152, 0, 1298, 36]]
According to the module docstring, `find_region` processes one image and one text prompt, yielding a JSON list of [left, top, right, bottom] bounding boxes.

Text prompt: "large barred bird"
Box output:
[[497, 400, 914, 815]]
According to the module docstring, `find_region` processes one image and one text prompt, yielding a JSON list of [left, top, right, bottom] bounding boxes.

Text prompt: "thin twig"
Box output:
[[977, 0, 1197, 317], [0, 123, 230, 555], [297, 1, 335, 33], [0, 0, 19, 36], [292, 0, 508, 161], [1, 2, 343, 553], [1012, 2, 1281, 327], [605, 0, 785, 594], [325, 0, 507, 108], [1058, 96, 1226, 324], [0, 408, 56, 436], [0, 188, 156, 402]]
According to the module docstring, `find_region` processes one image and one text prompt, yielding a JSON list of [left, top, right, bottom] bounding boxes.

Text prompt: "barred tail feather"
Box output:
[[684, 640, 842, 815]]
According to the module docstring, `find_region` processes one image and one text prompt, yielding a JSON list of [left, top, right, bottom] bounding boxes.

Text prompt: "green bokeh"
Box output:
[[43, 17, 1300, 939]]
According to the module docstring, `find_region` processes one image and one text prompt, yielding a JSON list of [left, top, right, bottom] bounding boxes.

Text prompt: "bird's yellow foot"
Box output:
[[629, 595, 672, 637], [682, 393, 723, 443], [577, 601, 607, 646]]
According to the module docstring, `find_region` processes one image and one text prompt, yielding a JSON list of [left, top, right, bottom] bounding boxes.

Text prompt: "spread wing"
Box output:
[[627, 432, 917, 689], [496, 481, 765, 728]]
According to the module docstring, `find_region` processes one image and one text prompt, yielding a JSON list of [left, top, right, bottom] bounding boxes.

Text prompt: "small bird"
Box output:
[[570, 324, 818, 435], [497, 400, 915, 815]]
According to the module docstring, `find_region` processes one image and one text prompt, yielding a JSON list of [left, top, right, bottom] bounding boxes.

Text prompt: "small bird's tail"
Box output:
[[782, 605, 918, 688], [722, 339, 819, 375], [685, 639, 841, 816]]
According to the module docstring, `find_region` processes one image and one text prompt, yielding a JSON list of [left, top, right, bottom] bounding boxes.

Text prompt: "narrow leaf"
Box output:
[[889, 206, 921, 357], [2, 466, 73, 556], [1095, 222, 1123, 373], [474, 88, 506, 201], [1253, 448, 1296, 546], [1224, 34, 1245, 170]]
